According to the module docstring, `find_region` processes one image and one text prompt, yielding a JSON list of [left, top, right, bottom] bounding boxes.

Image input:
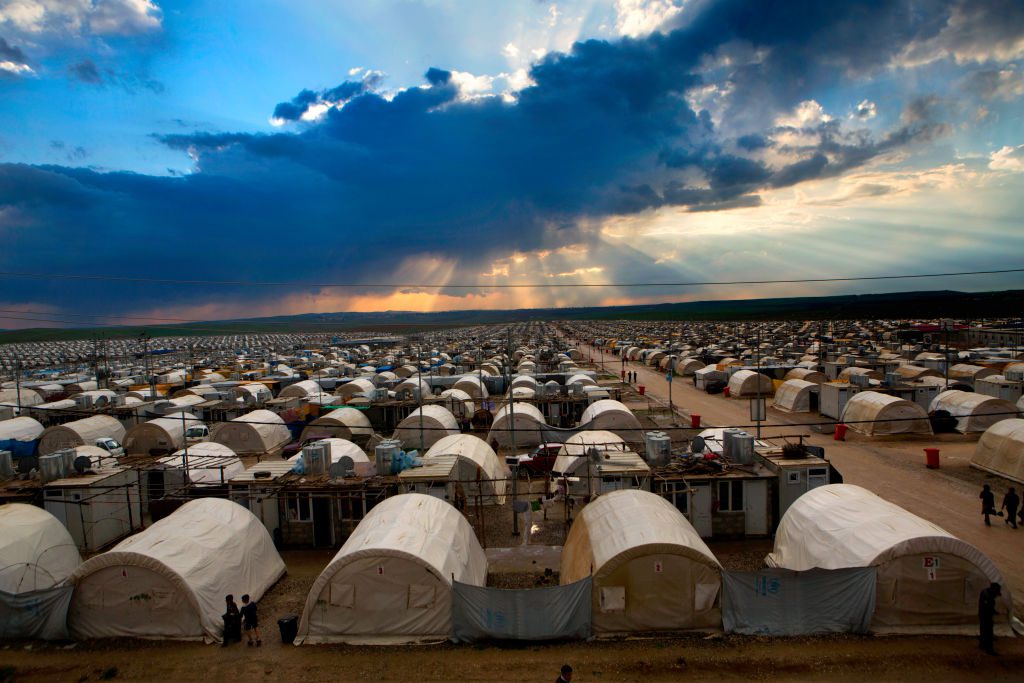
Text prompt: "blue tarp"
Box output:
[[0, 439, 38, 458], [451, 577, 592, 643]]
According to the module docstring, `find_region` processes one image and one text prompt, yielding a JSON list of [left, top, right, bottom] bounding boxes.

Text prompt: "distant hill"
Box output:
[[2, 289, 1021, 343]]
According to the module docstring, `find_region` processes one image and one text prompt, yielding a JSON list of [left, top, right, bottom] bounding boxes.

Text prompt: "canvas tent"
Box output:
[[68, 498, 285, 642], [393, 404, 459, 450], [727, 370, 774, 398], [578, 400, 643, 443], [337, 378, 376, 401], [124, 413, 204, 455], [0, 504, 82, 639], [928, 390, 1018, 433], [300, 407, 374, 442], [773, 379, 818, 413], [279, 379, 323, 399], [673, 358, 705, 376], [38, 415, 125, 455], [439, 389, 475, 421], [452, 375, 489, 400], [783, 368, 826, 384], [423, 434, 509, 505], [971, 419, 1024, 484], [486, 402, 546, 449], [296, 493, 487, 644], [0, 416, 44, 456], [561, 489, 721, 634], [552, 431, 650, 496], [840, 391, 933, 436], [211, 409, 290, 456], [765, 485, 1009, 631]]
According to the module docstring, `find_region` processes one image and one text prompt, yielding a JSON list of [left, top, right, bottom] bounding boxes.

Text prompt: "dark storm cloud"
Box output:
[[0, 37, 27, 63], [68, 58, 163, 93], [2, 0, 1019, 314]]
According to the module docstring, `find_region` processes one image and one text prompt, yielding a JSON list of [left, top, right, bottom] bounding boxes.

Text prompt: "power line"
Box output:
[[0, 267, 1021, 289]]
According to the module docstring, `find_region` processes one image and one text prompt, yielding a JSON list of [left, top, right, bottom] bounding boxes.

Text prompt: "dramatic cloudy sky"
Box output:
[[2, 0, 1024, 327]]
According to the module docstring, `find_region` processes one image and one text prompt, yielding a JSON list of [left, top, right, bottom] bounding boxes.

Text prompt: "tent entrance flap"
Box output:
[[451, 578, 592, 643]]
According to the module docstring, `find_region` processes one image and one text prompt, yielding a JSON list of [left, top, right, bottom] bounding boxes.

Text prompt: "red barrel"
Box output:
[[638, 385, 646, 395], [621, 370, 626, 380], [690, 414, 701, 428], [723, 387, 731, 397], [834, 423, 848, 441], [924, 447, 940, 469]]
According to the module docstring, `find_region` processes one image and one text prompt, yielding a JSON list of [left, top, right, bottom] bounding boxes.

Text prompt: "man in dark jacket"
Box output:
[[556, 664, 573, 683], [979, 583, 1001, 655], [1001, 487, 1020, 529], [980, 484, 996, 526]]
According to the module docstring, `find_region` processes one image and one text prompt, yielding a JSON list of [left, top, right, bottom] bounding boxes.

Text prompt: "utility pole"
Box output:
[[14, 354, 22, 412]]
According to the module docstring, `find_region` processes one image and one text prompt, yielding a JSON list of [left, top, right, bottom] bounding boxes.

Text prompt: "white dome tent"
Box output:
[[727, 370, 774, 398], [971, 419, 1024, 484], [38, 415, 125, 455], [766, 485, 1009, 631], [439, 388, 475, 422], [486, 402, 547, 449], [300, 407, 374, 442], [124, 413, 204, 455], [337, 378, 376, 402], [211, 409, 291, 456], [393, 404, 459, 450], [279, 379, 323, 399], [928, 390, 1018, 433], [423, 434, 509, 505], [157, 442, 246, 486], [561, 490, 721, 634], [68, 498, 286, 642], [0, 504, 82, 639], [452, 375, 489, 401], [296, 493, 487, 644], [578, 400, 643, 443], [840, 392, 932, 436], [772, 379, 818, 413]]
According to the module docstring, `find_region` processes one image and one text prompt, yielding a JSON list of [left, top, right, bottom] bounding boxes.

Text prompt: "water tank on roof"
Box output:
[[721, 428, 744, 460], [644, 431, 672, 466], [733, 434, 754, 465], [303, 443, 328, 476], [39, 453, 66, 484], [375, 439, 402, 476]]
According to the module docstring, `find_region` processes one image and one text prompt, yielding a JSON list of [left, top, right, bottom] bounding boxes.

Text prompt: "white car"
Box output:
[[95, 437, 125, 458]]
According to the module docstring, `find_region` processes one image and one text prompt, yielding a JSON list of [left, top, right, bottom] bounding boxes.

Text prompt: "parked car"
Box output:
[[185, 424, 210, 444], [506, 443, 563, 476], [95, 437, 125, 458], [281, 434, 328, 459]]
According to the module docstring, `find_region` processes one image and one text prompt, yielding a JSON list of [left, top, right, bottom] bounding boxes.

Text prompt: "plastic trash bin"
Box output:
[[278, 615, 298, 645], [638, 385, 645, 396], [834, 424, 848, 441], [924, 447, 940, 469], [690, 414, 701, 428]]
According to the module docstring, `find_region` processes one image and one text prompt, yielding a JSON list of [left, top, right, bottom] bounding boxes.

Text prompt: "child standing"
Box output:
[[240, 594, 261, 647]]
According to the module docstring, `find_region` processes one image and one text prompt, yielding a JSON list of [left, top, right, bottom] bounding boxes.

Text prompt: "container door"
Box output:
[[691, 483, 712, 538], [743, 479, 768, 535]]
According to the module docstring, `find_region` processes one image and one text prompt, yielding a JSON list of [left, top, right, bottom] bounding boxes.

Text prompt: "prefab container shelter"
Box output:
[[210, 409, 291, 456], [393, 404, 459, 450], [766, 485, 1009, 631], [970, 419, 1024, 484], [67, 498, 286, 642], [578, 400, 643, 444], [124, 412, 204, 455], [300, 407, 374, 442], [561, 489, 721, 634], [295, 493, 487, 644], [840, 392, 933, 436], [487, 402, 546, 449], [552, 430, 650, 496], [38, 415, 126, 455], [727, 370, 774, 398], [0, 504, 82, 640], [772, 379, 819, 413], [928, 390, 1018, 433]]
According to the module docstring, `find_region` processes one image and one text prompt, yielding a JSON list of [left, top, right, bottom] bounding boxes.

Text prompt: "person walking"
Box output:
[[978, 582, 1001, 655], [556, 664, 574, 682], [980, 484, 996, 526], [1002, 487, 1020, 529], [240, 594, 261, 647], [222, 594, 240, 647]]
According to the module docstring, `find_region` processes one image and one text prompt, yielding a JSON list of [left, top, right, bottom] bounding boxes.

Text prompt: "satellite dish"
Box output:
[[691, 436, 706, 455], [73, 456, 93, 474], [334, 455, 355, 477]]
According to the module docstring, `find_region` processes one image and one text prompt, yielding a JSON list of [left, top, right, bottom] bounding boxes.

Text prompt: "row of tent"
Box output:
[[1, 485, 1009, 643]]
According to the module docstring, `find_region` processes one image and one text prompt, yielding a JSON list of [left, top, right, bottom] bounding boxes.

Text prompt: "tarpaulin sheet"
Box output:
[[0, 585, 73, 640], [722, 568, 876, 635], [451, 577, 591, 643]]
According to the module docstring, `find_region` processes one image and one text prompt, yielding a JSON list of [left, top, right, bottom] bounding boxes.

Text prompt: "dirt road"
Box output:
[[571, 337, 1024, 613]]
